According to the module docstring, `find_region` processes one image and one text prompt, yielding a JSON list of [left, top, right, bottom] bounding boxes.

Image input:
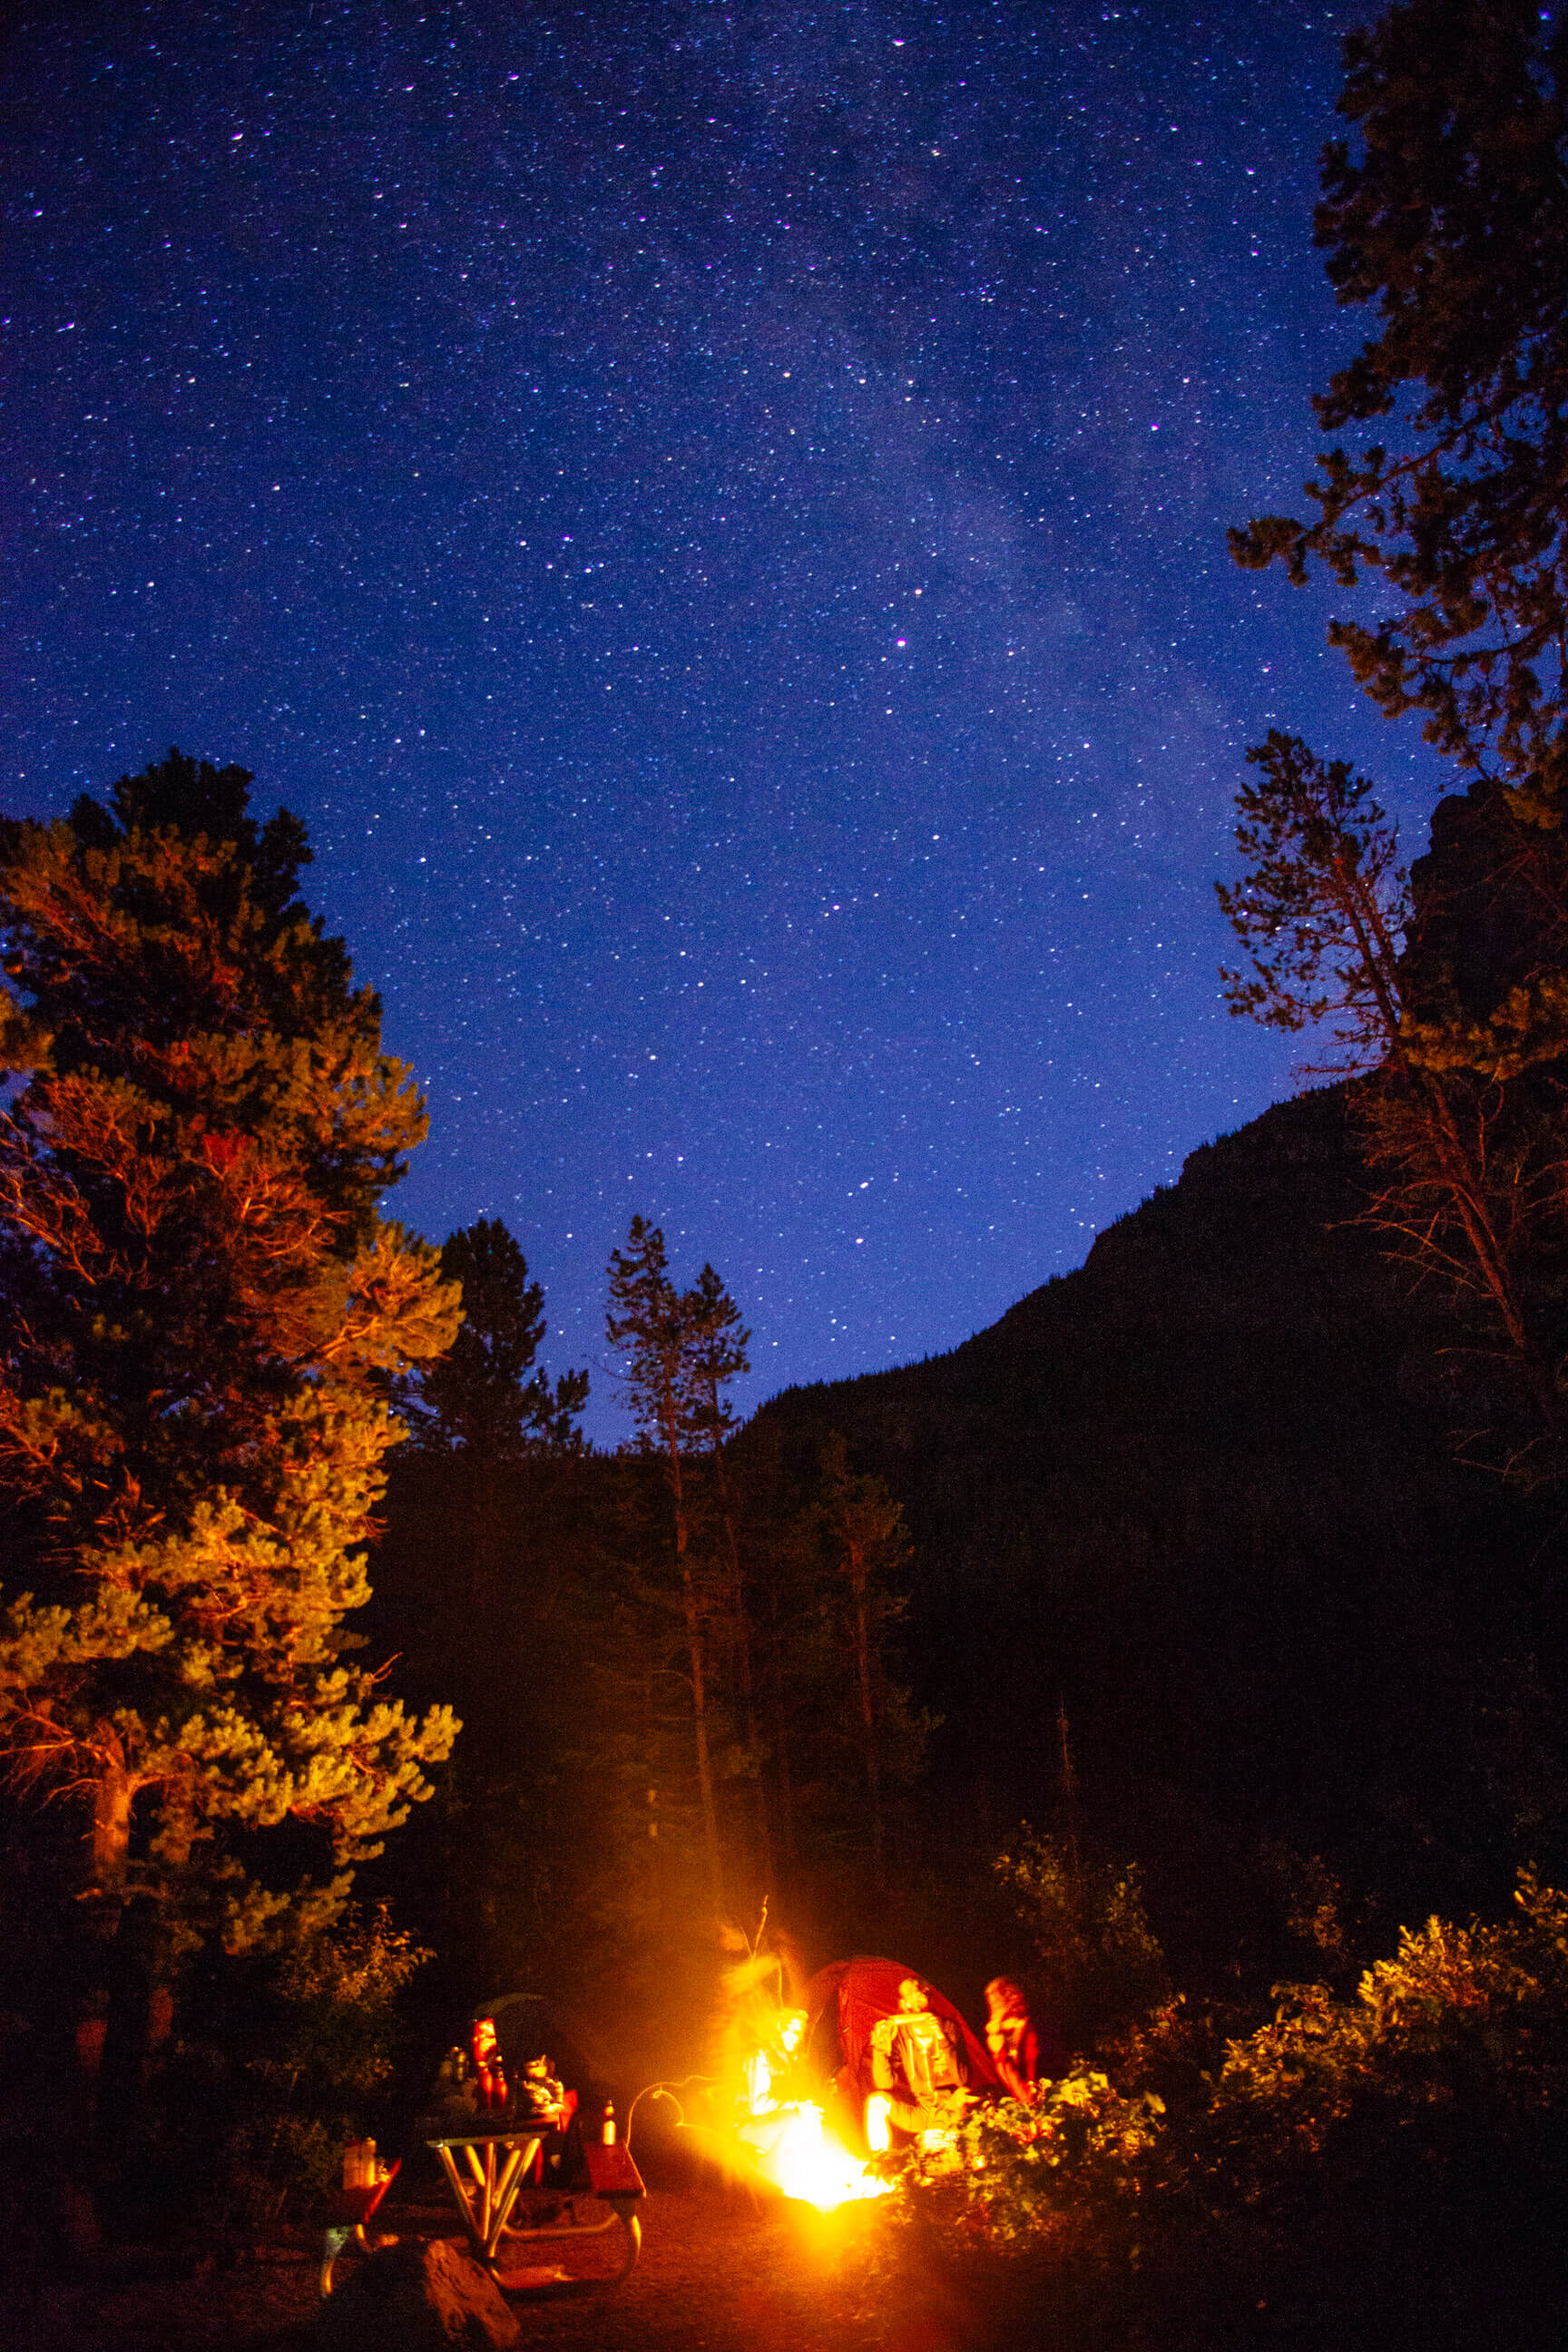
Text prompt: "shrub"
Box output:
[[1198, 1868, 1568, 2190], [850, 1871, 1568, 2352], [894, 2072, 1166, 2250], [994, 1827, 1171, 2052], [216, 1903, 431, 2226]]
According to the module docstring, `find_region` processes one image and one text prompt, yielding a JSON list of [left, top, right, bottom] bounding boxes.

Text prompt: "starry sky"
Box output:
[[3, 0, 1450, 1444]]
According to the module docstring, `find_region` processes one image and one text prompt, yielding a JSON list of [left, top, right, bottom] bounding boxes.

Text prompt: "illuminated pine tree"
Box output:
[[0, 752, 461, 2007]]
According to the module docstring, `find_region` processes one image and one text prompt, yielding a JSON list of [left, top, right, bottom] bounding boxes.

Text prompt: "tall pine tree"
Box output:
[[0, 754, 460, 2143], [605, 1220, 751, 1913], [1231, 0, 1568, 805], [370, 1218, 593, 1985]]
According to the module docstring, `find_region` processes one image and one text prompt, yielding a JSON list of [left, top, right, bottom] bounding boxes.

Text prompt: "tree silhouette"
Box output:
[[1219, 732, 1565, 1467], [418, 1216, 587, 1460], [606, 1217, 725, 1906], [1232, 0, 1568, 807]]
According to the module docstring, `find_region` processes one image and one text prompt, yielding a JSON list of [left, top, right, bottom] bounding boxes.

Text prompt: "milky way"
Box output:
[[3, 2, 1449, 1439]]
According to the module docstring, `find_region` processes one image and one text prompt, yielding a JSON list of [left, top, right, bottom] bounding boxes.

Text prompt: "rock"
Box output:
[[317, 2236, 522, 2351]]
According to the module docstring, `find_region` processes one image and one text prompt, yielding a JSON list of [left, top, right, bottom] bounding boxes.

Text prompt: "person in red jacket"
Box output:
[[984, 1977, 1042, 2102]]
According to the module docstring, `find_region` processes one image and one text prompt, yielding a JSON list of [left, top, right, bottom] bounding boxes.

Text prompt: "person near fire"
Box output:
[[518, 2050, 575, 2130], [868, 1975, 970, 2140], [742, 2005, 808, 2117], [983, 1976, 1042, 2103]]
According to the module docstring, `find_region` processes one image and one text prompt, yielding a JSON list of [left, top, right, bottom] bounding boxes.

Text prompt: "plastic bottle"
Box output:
[[602, 2099, 616, 2145]]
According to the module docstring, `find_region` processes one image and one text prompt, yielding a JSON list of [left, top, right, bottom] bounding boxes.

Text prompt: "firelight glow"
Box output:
[[758, 2102, 891, 2212]]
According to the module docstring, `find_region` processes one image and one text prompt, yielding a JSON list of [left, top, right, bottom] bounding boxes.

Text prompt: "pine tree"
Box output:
[[1230, 0, 1568, 807], [371, 1220, 592, 1984], [818, 1434, 918, 1889], [1218, 732, 1564, 1462], [418, 1216, 587, 1460], [685, 1263, 769, 1885], [604, 1220, 748, 1912], [1223, 1, 1568, 1472], [0, 754, 460, 2095]]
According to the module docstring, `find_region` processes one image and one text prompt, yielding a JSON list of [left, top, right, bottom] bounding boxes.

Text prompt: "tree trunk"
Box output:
[[64, 1744, 137, 2252], [680, 1563, 724, 1912], [643, 1672, 664, 1926], [1334, 843, 1565, 1446], [709, 1440, 773, 1892], [144, 1780, 193, 2087], [848, 1565, 885, 1888], [763, 1573, 799, 1867], [664, 1392, 724, 1912]]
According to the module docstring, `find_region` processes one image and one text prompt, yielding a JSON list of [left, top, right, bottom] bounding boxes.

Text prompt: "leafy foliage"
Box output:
[[212, 1903, 430, 2226], [854, 1877, 1568, 2352], [1202, 1868, 1568, 2178], [995, 1828, 1170, 2053], [886, 2071, 1166, 2258]]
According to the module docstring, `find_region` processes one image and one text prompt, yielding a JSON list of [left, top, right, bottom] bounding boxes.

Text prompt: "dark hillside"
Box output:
[[749, 1087, 1560, 1951]]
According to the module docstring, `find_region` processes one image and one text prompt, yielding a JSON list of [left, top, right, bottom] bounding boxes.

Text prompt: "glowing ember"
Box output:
[[745, 2102, 892, 2210]]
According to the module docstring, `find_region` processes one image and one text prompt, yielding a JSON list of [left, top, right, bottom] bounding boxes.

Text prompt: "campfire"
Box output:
[[662, 1933, 889, 2212], [729, 2010, 891, 2210], [648, 1927, 1008, 2212], [744, 2100, 890, 2209], [726, 1945, 1016, 2210]]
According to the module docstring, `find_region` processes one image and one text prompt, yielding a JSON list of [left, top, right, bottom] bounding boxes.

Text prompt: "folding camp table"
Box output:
[[426, 2127, 645, 2283]]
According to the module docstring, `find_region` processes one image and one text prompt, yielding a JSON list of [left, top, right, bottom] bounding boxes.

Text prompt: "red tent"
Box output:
[[801, 1955, 1002, 2118]]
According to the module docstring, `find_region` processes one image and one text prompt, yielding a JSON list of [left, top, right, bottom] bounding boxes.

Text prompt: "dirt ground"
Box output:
[[5, 2179, 908, 2352]]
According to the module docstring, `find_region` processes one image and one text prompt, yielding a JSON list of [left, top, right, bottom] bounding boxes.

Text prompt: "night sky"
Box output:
[[3, 2, 1449, 1444]]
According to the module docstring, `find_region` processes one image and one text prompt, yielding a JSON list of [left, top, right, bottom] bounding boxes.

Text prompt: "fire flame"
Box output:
[[711, 1940, 890, 2211], [748, 2101, 891, 2210]]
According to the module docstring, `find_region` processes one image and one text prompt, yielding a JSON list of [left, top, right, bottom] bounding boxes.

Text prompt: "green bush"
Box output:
[[850, 1871, 1568, 2350], [892, 2072, 1165, 2250], [994, 1826, 1171, 2051], [1195, 1868, 1568, 2190], [216, 1903, 431, 2226]]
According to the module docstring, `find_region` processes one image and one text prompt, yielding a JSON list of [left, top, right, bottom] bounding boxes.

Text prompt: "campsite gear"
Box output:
[[423, 2124, 645, 2282], [319, 2153, 400, 2295], [801, 1955, 1002, 2150]]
